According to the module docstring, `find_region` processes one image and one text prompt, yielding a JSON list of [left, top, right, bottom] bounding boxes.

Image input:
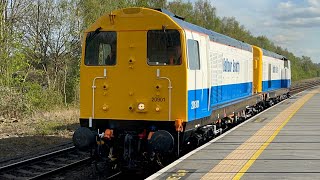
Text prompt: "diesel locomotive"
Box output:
[[73, 7, 291, 172]]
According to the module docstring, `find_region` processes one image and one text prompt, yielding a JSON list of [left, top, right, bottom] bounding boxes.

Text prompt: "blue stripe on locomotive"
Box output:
[[262, 79, 291, 92], [282, 79, 291, 88], [188, 82, 252, 121]]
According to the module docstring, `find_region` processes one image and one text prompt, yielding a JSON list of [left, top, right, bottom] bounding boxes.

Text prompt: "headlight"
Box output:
[[137, 103, 145, 110]]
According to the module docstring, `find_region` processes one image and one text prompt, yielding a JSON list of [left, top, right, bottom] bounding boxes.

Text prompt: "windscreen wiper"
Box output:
[[86, 27, 102, 45]]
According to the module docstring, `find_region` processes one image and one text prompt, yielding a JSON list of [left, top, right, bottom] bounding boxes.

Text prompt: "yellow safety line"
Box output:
[[200, 88, 319, 180], [233, 91, 315, 179]]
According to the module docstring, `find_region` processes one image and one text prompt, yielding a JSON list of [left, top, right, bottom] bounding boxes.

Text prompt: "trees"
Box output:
[[0, 0, 82, 117], [18, 0, 82, 106], [193, 0, 220, 30], [0, 0, 29, 87], [167, 0, 194, 22]]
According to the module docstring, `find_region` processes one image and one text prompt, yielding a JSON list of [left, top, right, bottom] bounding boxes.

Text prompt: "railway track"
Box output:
[[0, 146, 91, 180], [290, 79, 320, 94]]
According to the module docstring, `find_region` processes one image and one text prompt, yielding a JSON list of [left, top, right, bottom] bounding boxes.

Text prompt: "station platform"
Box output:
[[147, 87, 320, 180]]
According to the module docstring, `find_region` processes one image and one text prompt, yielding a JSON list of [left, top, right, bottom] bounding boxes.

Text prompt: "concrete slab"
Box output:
[[242, 88, 320, 179]]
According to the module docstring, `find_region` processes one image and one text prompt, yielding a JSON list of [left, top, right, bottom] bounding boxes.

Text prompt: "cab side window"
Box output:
[[187, 39, 200, 70], [284, 60, 289, 68]]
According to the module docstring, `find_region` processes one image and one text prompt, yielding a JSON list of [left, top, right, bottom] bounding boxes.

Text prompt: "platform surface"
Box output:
[[147, 87, 320, 180]]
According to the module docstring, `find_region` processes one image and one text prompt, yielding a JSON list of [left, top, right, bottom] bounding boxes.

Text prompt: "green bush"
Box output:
[[0, 86, 30, 118], [0, 82, 64, 118], [24, 83, 63, 111]]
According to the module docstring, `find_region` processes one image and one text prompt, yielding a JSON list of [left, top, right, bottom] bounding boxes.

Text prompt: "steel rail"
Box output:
[[29, 157, 92, 180], [0, 146, 75, 172]]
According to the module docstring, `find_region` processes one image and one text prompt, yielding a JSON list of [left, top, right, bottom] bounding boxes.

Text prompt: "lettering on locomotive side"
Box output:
[[223, 58, 240, 72], [191, 100, 200, 109], [273, 66, 279, 73], [152, 97, 166, 102]]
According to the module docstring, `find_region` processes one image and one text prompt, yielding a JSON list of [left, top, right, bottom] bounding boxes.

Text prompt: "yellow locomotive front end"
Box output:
[[80, 8, 186, 126], [74, 7, 187, 171]]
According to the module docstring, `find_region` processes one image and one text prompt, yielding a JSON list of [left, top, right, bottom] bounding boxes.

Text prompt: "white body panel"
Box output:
[[262, 55, 284, 81], [185, 30, 253, 91]]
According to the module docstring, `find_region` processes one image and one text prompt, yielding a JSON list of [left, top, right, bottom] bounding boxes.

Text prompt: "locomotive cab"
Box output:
[[74, 7, 188, 171]]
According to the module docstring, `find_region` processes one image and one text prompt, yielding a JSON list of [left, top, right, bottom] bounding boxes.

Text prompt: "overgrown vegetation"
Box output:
[[0, 0, 319, 118]]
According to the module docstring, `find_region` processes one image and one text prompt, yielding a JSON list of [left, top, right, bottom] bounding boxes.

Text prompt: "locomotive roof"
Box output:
[[155, 8, 288, 61], [154, 8, 252, 52], [262, 49, 287, 60]]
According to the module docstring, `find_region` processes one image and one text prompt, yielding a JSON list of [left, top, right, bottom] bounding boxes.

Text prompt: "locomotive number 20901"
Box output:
[[152, 97, 165, 102]]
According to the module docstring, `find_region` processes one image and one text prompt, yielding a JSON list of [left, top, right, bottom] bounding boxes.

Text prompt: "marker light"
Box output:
[[138, 103, 145, 110], [155, 107, 160, 112]]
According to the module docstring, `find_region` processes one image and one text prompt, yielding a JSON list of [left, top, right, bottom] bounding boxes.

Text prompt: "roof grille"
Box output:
[[123, 8, 141, 14], [153, 8, 185, 20]]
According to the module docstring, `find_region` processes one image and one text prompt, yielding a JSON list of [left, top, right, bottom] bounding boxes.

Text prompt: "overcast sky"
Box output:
[[179, 0, 320, 63], [213, 0, 320, 63]]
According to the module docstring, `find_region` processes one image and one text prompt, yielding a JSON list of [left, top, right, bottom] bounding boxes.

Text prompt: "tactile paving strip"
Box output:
[[201, 88, 319, 180]]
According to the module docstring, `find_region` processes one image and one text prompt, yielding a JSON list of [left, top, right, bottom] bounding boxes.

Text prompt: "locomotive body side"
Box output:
[[261, 50, 291, 93], [262, 54, 284, 91], [172, 16, 254, 134], [185, 29, 253, 122]]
